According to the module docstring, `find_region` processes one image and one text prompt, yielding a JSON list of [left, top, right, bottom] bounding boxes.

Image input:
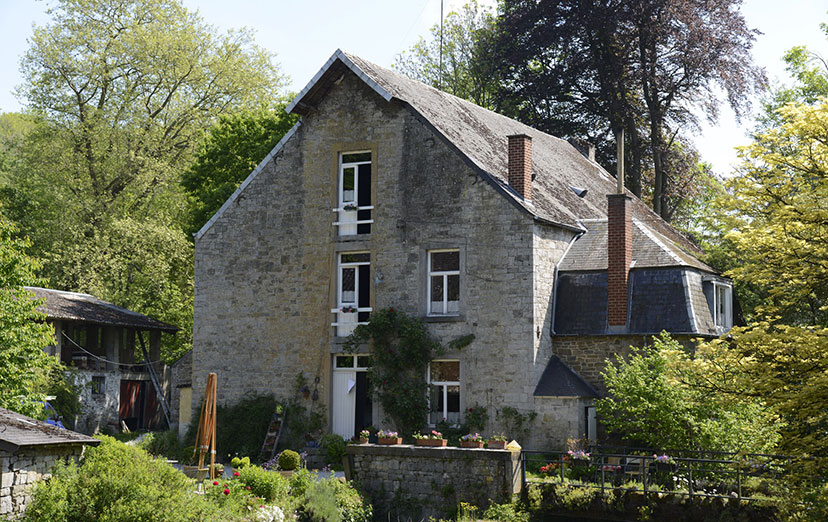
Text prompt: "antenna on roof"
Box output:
[[615, 128, 625, 194], [439, 0, 444, 90]]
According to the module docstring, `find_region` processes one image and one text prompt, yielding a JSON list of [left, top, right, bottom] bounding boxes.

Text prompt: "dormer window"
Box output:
[[713, 282, 733, 330], [334, 152, 373, 236]]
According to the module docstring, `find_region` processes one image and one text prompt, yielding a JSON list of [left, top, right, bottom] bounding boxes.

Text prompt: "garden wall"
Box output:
[[0, 444, 84, 519], [345, 444, 522, 520]]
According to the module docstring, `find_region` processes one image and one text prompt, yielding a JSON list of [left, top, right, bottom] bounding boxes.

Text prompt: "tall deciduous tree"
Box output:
[[394, 1, 499, 108], [6, 0, 287, 361], [182, 107, 298, 236], [488, 0, 764, 220], [0, 213, 58, 417]]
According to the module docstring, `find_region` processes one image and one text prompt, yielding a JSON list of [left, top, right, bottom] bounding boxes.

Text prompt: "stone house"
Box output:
[[0, 407, 99, 519], [191, 50, 732, 449], [28, 287, 178, 434]]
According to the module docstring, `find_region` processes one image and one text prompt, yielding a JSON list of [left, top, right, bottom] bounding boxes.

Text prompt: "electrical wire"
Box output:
[[60, 331, 163, 368]]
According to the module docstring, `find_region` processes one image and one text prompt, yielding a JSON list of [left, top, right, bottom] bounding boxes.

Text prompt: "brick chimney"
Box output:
[[508, 134, 532, 201], [607, 193, 632, 328]]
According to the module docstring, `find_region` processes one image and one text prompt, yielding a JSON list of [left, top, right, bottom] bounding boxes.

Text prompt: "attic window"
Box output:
[[334, 151, 373, 236], [713, 282, 733, 330]]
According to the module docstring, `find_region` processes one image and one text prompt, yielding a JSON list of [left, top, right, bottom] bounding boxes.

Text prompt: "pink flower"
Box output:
[[246, 486, 251, 490], [233, 471, 240, 477], [223, 488, 230, 495], [213, 481, 219, 485]]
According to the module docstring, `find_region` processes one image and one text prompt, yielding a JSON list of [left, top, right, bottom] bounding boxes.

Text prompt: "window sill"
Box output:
[[335, 234, 372, 242], [423, 314, 465, 323]]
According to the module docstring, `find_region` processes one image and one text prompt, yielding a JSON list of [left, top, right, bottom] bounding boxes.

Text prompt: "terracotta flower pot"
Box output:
[[378, 437, 402, 445], [416, 438, 447, 447], [461, 440, 484, 448], [358, 438, 369, 444], [487, 440, 507, 450]]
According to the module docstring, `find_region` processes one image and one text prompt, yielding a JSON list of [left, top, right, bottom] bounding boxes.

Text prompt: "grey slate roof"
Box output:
[[558, 220, 714, 272], [533, 356, 600, 397], [26, 287, 178, 333], [0, 407, 99, 451], [288, 49, 704, 258]]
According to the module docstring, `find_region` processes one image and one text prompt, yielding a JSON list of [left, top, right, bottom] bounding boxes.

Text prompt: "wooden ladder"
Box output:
[[258, 407, 285, 462]]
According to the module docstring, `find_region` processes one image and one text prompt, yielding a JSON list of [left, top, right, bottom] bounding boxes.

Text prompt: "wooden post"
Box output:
[[193, 373, 218, 480]]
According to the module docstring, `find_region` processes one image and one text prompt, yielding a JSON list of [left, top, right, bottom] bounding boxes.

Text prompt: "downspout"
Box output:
[[550, 225, 586, 335]]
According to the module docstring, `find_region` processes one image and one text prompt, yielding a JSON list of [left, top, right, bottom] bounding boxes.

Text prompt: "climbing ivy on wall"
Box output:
[[343, 308, 474, 436]]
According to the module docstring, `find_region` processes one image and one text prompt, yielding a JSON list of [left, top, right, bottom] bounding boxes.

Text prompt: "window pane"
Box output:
[[431, 251, 459, 272], [447, 274, 459, 313], [342, 152, 371, 163], [429, 385, 443, 425], [341, 253, 369, 263], [335, 355, 354, 368], [342, 167, 355, 202], [357, 356, 372, 368], [430, 276, 443, 314], [341, 267, 355, 303], [430, 361, 459, 382], [446, 385, 460, 413]]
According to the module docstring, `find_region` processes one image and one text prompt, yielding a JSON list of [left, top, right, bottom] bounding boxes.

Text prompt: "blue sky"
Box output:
[[0, 0, 826, 176]]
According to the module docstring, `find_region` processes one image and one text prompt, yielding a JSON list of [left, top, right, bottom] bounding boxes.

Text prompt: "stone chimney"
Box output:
[[567, 138, 596, 162], [607, 194, 632, 328], [508, 134, 532, 201]]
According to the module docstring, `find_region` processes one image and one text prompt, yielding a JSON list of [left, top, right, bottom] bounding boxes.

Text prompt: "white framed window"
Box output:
[[713, 282, 733, 330], [332, 252, 372, 336], [334, 354, 373, 370], [428, 250, 460, 315], [427, 360, 460, 425], [334, 152, 373, 236]]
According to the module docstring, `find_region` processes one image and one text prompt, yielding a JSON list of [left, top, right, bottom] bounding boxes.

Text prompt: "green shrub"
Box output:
[[327, 477, 373, 522], [279, 449, 301, 471], [289, 468, 315, 497], [302, 480, 341, 522], [23, 435, 243, 521], [231, 456, 251, 469], [482, 499, 529, 522], [321, 433, 346, 467], [237, 465, 290, 502]]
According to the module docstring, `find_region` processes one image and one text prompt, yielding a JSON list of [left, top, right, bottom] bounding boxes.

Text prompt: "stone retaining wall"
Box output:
[[345, 444, 521, 520], [0, 444, 84, 519]]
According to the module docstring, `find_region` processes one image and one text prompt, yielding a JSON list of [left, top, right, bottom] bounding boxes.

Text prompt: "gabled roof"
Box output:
[[0, 407, 99, 452], [533, 356, 600, 398], [286, 49, 704, 257], [558, 219, 714, 273], [26, 287, 178, 334]]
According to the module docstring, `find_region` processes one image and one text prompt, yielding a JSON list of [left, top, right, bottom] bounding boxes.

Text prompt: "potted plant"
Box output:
[[567, 449, 591, 467], [414, 430, 447, 447], [343, 203, 358, 211], [652, 454, 678, 473], [377, 430, 401, 445], [487, 433, 508, 450], [358, 429, 370, 444], [460, 433, 484, 448]]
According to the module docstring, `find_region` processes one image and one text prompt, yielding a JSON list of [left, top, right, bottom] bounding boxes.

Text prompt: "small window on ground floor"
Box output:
[[428, 360, 460, 425], [91, 376, 105, 395]]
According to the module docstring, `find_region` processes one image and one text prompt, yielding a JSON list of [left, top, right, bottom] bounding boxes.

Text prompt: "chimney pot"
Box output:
[[507, 134, 532, 201]]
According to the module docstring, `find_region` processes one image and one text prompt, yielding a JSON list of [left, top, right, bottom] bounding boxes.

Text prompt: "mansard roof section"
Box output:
[[287, 49, 703, 256], [558, 219, 715, 273]]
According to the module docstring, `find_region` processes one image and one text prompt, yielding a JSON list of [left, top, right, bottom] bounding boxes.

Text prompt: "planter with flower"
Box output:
[[565, 449, 595, 481], [652, 454, 678, 473], [487, 433, 508, 450], [358, 429, 371, 444], [414, 430, 447, 447], [460, 433, 484, 448], [341, 305, 358, 313], [377, 430, 401, 445], [342, 203, 358, 211]]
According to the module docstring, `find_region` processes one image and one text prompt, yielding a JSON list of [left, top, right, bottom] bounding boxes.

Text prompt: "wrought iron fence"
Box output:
[[521, 448, 821, 502]]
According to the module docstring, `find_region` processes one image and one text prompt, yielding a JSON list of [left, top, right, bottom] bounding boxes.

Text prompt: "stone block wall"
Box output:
[[0, 444, 84, 519], [73, 370, 121, 433], [345, 444, 521, 520]]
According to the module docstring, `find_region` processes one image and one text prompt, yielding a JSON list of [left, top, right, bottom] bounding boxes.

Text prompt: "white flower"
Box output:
[[256, 505, 285, 522]]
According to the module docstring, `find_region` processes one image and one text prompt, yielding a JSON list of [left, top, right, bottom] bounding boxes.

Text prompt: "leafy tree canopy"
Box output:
[[596, 333, 781, 454], [182, 107, 298, 236], [0, 212, 59, 417], [4, 0, 288, 361]]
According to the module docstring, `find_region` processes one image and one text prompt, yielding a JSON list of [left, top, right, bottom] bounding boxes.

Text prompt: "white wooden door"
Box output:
[[332, 370, 356, 438]]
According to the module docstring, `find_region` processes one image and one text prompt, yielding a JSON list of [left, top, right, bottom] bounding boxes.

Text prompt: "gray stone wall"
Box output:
[[0, 445, 84, 519], [192, 68, 582, 448], [345, 444, 521, 520], [73, 370, 121, 433]]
